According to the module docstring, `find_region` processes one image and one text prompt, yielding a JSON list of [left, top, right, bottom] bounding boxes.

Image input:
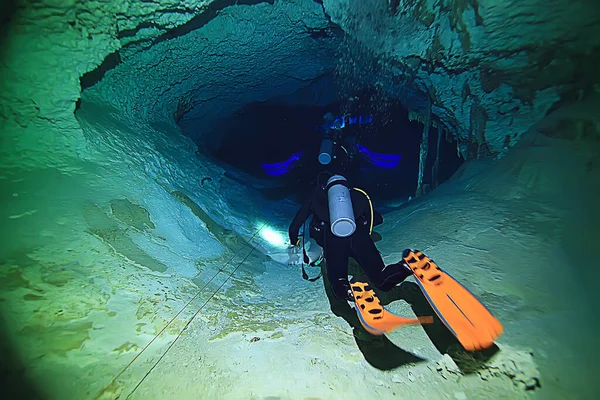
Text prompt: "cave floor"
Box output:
[[108, 137, 597, 399], [2, 128, 598, 400]]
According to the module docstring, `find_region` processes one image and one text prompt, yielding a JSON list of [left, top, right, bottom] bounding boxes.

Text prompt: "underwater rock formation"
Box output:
[[323, 0, 600, 156], [0, 0, 598, 399]]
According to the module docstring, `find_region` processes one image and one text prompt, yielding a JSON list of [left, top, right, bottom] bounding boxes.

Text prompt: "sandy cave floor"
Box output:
[[94, 136, 598, 400], [1, 127, 598, 400]]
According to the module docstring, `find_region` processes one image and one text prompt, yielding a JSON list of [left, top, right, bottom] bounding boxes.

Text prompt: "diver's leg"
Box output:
[[324, 230, 352, 300], [350, 229, 411, 291], [349, 229, 385, 283], [377, 262, 412, 291], [309, 220, 325, 266]]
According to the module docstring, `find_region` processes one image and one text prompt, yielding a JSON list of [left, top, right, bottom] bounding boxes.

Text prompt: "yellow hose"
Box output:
[[353, 187, 373, 234]]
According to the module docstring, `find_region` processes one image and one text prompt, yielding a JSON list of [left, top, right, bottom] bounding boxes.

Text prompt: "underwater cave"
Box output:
[[0, 0, 599, 399], [197, 91, 463, 202]]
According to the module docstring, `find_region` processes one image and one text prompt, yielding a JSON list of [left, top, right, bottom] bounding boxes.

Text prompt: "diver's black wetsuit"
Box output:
[[288, 182, 410, 300]]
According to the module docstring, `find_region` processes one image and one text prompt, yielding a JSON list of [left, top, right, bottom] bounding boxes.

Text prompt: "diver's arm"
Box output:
[[288, 197, 313, 245]]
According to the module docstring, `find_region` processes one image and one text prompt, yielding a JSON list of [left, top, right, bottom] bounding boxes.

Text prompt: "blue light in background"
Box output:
[[356, 144, 401, 168], [261, 152, 303, 176]]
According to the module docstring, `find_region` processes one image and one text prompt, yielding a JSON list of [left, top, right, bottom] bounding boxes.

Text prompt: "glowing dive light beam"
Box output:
[[260, 226, 287, 247], [261, 152, 303, 176], [357, 144, 401, 168]]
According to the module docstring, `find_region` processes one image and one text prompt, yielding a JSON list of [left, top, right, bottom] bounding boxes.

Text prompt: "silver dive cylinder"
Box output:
[[318, 138, 333, 165], [327, 175, 356, 237]]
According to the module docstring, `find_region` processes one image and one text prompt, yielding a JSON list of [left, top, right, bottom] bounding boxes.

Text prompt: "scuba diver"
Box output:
[[319, 111, 364, 158], [288, 171, 505, 351], [288, 171, 411, 301], [281, 113, 504, 350], [316, 112, 360, 180], [261, 111, 400, 179]]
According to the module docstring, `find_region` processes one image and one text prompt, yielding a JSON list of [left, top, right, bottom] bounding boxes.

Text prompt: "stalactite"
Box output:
[[431, 122, 443, 189], [469, 100, 491, 159], [416, 100, 431, 197], [445, 124, 453, 143]]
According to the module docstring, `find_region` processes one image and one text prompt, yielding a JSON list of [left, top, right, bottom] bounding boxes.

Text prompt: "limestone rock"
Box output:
[[479, 346, 541, 391], [436, 353, 462, 379], [322, 0, 600, 156]]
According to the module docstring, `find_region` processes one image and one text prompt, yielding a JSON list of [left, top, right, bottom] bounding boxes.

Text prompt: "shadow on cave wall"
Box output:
[[0, 0, 18, 29], [0, 0, 19, 53], [0, 316, 45, 400], [0, 5, 40, 395]]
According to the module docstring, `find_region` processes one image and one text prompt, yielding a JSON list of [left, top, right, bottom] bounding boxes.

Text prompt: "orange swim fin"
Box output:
[[350, 281, 433, 335], [403, 250, 504, 351]]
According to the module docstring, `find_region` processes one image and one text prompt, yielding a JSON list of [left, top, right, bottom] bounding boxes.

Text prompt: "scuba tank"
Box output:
[[326, 175, 356, 237], [318, 138, 333, 165]]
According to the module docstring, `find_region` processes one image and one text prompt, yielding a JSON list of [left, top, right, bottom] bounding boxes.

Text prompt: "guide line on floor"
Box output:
[[95, 223, 267, 400]]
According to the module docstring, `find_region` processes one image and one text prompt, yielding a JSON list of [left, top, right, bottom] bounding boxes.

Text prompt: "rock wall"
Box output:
[[322, 0, 600, 157], [0, 3, 302, 396], [2, 0, 596, 165], [83, 0, 338, 143], [0, 0, 216, 167], [0, 1, 599, 398]]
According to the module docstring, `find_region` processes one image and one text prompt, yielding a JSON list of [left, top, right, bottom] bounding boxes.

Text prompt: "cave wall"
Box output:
[[0, 0, 332, 263], [322, 0, 600, 157], [0, 0, 222, 168], [83, 0, 338, 141], [0, 0, 254, 284], [0, 2, 305, 396], [2, 0, 597, 167]]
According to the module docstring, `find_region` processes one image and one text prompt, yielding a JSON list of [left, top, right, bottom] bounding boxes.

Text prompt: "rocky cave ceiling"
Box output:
[[1, 0, 599, 163]]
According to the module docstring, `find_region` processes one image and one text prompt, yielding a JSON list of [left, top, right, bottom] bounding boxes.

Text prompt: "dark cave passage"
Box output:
[[185, 90, 464, 203]]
